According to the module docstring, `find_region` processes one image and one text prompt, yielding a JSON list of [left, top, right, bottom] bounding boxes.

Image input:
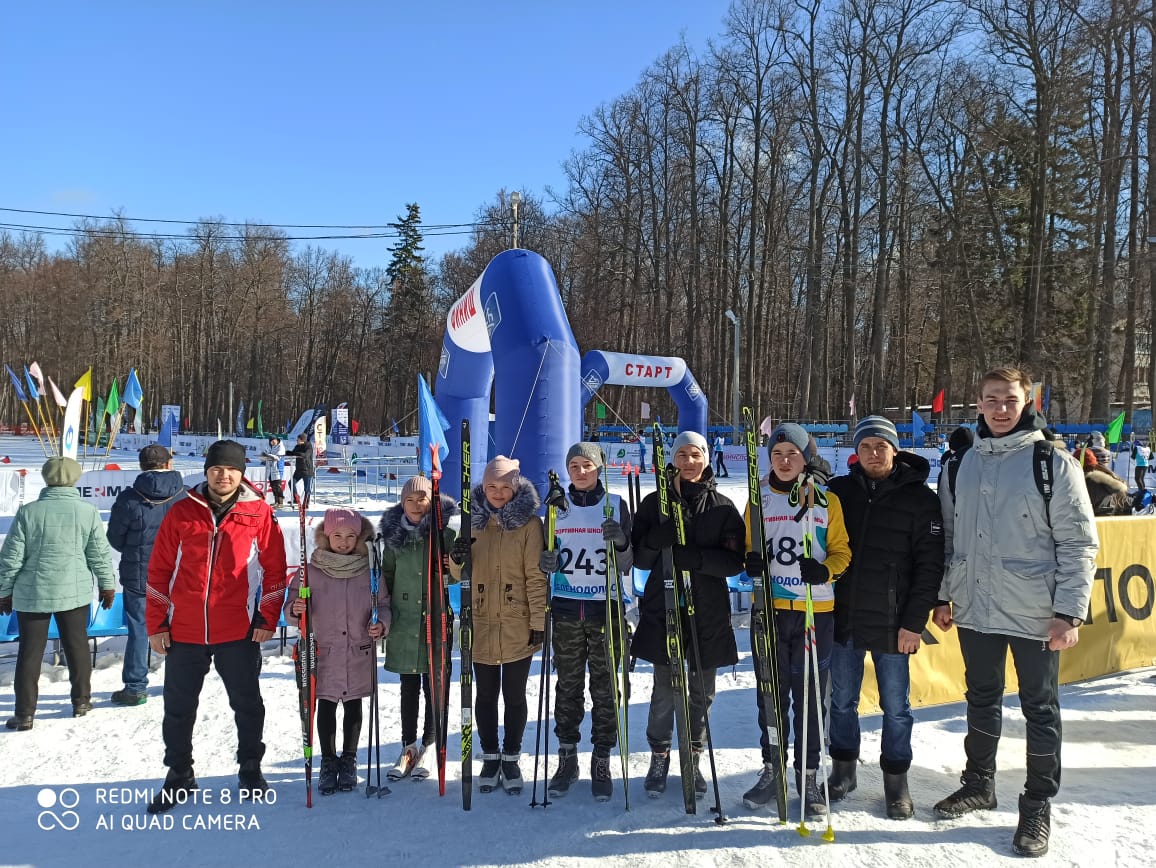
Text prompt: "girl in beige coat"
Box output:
[[450, 456, 550, 795]]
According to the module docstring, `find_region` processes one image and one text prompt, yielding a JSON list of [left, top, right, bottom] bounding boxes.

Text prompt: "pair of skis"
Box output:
[[650, 423, 726, 822], [293, 491, 317, 807], [601, 462, 632, 809], [427, 443, 453, 797]]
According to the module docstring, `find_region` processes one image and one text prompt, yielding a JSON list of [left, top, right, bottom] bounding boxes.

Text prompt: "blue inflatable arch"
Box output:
[[435, 250, 581, 500], [580, 350, 708, 436]]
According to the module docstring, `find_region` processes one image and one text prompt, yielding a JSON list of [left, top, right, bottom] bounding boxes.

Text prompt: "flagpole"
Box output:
[[19, 399, 50, 457], [35, 396, 59, 454], [105, 408, 127, 456]]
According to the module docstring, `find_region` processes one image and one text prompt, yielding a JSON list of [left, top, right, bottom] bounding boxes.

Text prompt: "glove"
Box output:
[[601, 518, 628, 549], [449, 536, 472, 565], [744, 551, 765, 578], [798, 556, 830, 585], [528, 629, 545, 647], [0, 596, 11, 615], [99, 589, 116, 610], [539, 549, 559, 575], [805, 456, 832, 485], [673, 545, 702, 571], [646, 519, 678, 551]]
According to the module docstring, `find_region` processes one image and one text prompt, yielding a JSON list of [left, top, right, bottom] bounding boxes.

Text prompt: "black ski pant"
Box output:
[[957, 627, 1062, 800], [551, 612, 623, 753], [316, 698, 363, 758], [474, 656, 533, 755], [1136, 466, 1147, 490], [13, 606, 91, 717], [714, 452, 729, 477], [161, 638, 265, 772], [399, 669, 451, 747], [646, 663, 716, 754], [759, 608, 833, 771]]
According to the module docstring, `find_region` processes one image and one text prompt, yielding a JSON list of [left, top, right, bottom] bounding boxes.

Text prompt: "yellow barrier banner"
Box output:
[[859, 515, 1156, 712]]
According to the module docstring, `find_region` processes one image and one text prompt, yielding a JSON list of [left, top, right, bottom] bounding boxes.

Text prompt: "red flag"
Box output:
[[351, 419, 360, 435], [931, 389, 945, 414]]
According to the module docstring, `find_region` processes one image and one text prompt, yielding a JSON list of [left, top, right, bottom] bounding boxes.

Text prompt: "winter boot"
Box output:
[[796, 769, 827, 820], [387, 743, 419, 781], [883, 771, 914, 820], [72, 702, 93, 717], [826, 758, 858, 802], [318, 756, 339, 796], [4, 715, 33, 731], [1012, 794, 1052, 858], [478, 753, 502, 793], [644, 750, 670, 798], [742, 762, 780, 810], [110, 689, 147, 706], [337, 754, 358, 792], [934, 770, 997, 819], [238, 759, 269, 799], [691, 750, 708, 799], [147, 767, 197, 814], [590, 751, 613, 802], [501, 753, 523, 795], [411, 742, 434, 781], [548, 744, 580, 797]]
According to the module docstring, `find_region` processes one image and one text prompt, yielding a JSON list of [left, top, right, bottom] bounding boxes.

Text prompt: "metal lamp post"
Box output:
[[725, 309, 740, 444], [510, 191, 522, 249]]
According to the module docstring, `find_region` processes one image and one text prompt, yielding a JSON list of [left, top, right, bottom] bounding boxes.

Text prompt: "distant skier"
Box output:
[[712, 435, 729, 478]]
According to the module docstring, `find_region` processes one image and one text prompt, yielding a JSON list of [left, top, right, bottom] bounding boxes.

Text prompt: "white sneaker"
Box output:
[[410, 743, 433, 781], [387, 743, 419, 781]]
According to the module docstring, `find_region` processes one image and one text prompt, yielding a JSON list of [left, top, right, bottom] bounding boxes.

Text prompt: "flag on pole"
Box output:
[[1043, 385, 1051, 415], [158, 412, 175, 448], [417, 374, 450, 477], [61, 387, 84, 459], [849, 394, 856, 418], [1106, 411, 1126, 445], [105, 379, 120, 417], [931, 389, 945, 414], [123, 368, 143, 409], [5, 365, 27, 402], [28, 361, 45, 394], [23, 366, 39, 401], [391, 418, 400, 436], [641, 401, 651, 419], [235, 400, 246, 437], [74, 367, 93, 402], [912, 411, 928, 441], [246, 417, 255, 431], [48, 377, 68, 409], [256, 400, 264, 437]]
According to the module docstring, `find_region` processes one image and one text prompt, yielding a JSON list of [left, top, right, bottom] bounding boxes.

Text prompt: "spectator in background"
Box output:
[[712, 434, 730, 478], [287, 433, 316, 506], [1086, 430, 1112, 468], [1132, 438, 1150, 491], [1079, 450, 1132, 516], [1, 457, 117, 730], [106, 444, 185, 706], [262, 435, 286, 508]]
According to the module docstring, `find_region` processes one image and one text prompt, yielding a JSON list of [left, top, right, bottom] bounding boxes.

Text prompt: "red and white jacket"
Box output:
[[147, 481, 287, 645]]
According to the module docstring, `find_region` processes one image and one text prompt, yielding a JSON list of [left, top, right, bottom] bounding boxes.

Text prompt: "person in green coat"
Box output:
[[377, 475, 459, 781], [0, 457, 117, 730]]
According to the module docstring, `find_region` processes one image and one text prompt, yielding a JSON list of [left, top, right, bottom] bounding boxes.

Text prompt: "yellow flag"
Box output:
[[246, 417, 255, 430], [74, 366, 93, 402]]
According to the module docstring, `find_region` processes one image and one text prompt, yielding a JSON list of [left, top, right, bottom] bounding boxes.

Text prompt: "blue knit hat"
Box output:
[[767, 423, 814, 461]]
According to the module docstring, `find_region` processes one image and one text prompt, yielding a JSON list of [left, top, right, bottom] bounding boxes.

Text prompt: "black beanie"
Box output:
[[204, 440, 248, 473]]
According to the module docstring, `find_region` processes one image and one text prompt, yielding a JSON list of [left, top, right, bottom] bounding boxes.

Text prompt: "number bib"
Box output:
[[552, 496, 625, 601], [760, 483, 837, 606]]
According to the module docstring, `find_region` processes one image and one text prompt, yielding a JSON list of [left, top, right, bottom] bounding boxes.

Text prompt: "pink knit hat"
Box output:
[[323, 508, 362, 537], [483, 455, 520, 487], [401, 475, 433, 499]]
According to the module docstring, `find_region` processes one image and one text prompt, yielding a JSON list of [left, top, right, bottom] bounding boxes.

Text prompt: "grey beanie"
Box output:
[[854, 415, 900, 451], [768, 423, 814, 461], [565, 442, 605, 469], [671, 430, 709, 456]]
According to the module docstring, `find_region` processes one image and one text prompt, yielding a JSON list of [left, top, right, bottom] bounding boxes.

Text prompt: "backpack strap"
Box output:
[[1033, 440, 1055, 528]]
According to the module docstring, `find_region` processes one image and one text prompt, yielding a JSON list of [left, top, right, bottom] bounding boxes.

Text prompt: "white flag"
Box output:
[[640, 401, 650, 419]]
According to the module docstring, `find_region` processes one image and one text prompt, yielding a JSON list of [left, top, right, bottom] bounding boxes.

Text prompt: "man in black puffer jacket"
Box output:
[[824, 416, 944, 819], [106, 444, 186, 706]]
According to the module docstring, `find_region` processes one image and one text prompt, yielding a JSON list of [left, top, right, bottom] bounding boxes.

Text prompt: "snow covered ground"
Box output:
[[1, 435, 1154, 867]]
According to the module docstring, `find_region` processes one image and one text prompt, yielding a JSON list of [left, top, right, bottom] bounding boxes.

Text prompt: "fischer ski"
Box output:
[[743, 407, 789, 823], [601, 462, 631, 809], [651, 424, 696, 815], [459, 420, 474, 810], [366, 537, 390, 798], [293, 490, 317, 807], [428, 444, 450, 796]]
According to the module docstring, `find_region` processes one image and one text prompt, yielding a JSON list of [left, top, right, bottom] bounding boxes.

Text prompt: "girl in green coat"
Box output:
[[377, 476, 459, 780], [0, 457, 117, 730]]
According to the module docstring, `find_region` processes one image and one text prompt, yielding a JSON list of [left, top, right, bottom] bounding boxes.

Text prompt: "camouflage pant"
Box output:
[[550, 614, 627, 752]]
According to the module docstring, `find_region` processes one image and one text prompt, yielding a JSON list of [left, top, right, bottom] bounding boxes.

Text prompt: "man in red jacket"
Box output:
[[145, 440, 288, 814]]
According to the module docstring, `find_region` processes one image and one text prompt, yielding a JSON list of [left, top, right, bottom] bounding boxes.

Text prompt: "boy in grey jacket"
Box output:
[[932, 367, 1097, 858]]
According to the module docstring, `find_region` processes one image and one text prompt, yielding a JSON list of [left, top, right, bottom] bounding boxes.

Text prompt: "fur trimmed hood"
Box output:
[[1085, 467, 1129, 495], [472, 477, 541, 531], [378, 493, 460, 550], [314, 514, 377, 554]]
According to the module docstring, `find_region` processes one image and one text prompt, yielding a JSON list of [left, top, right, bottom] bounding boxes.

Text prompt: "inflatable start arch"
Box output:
[[579, 350, 707, 435]]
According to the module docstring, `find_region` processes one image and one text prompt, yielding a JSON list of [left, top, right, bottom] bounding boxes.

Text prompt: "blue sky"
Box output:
[[1, 1, 730, 268]]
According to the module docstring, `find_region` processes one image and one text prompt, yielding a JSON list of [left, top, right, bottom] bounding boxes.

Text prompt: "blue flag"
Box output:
[[235, 400, 246, 437], [391, 418, 400, 436], [6, 365, 27, 402], [912, 410, 928, 443], [158, 411, 175, 448], [123, 368, 143, 409], [417, 374, 450, 477], [23, 366, 39, 401]]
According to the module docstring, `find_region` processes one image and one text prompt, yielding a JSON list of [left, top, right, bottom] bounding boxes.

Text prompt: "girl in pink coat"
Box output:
[[286, 508, 389, 795]]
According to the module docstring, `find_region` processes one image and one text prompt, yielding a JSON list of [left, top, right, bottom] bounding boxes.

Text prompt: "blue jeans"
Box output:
[[121, 589, 149, 694], [828, 637, 914, 773]]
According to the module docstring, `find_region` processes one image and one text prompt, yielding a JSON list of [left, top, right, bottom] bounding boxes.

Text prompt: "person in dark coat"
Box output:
[[825, 416, 945, 819], [630, 430, 744, 800], [106, 444, 185, 706], [286, 433, 316, 505]]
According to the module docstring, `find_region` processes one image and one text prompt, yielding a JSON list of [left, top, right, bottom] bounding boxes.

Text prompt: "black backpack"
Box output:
[[946, 440, 1055, 527]]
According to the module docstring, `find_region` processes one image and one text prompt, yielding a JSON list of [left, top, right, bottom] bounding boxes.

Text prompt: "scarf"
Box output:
[[310, 548, 369, 579]]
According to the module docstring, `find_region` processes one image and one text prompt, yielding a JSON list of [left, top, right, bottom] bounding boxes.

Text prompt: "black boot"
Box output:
[[337, 754, 357, 792], [590, 751, 613, 802], [147, 767, 197, 814], [883, 771, 914, 820], [548, 744, 580, 797], [1012, 794, 1051, 858], [318, 756, 339, 796], [827, 758, 858, 802], [238, 759, 269, 799], [934, 770, 997, 819]]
